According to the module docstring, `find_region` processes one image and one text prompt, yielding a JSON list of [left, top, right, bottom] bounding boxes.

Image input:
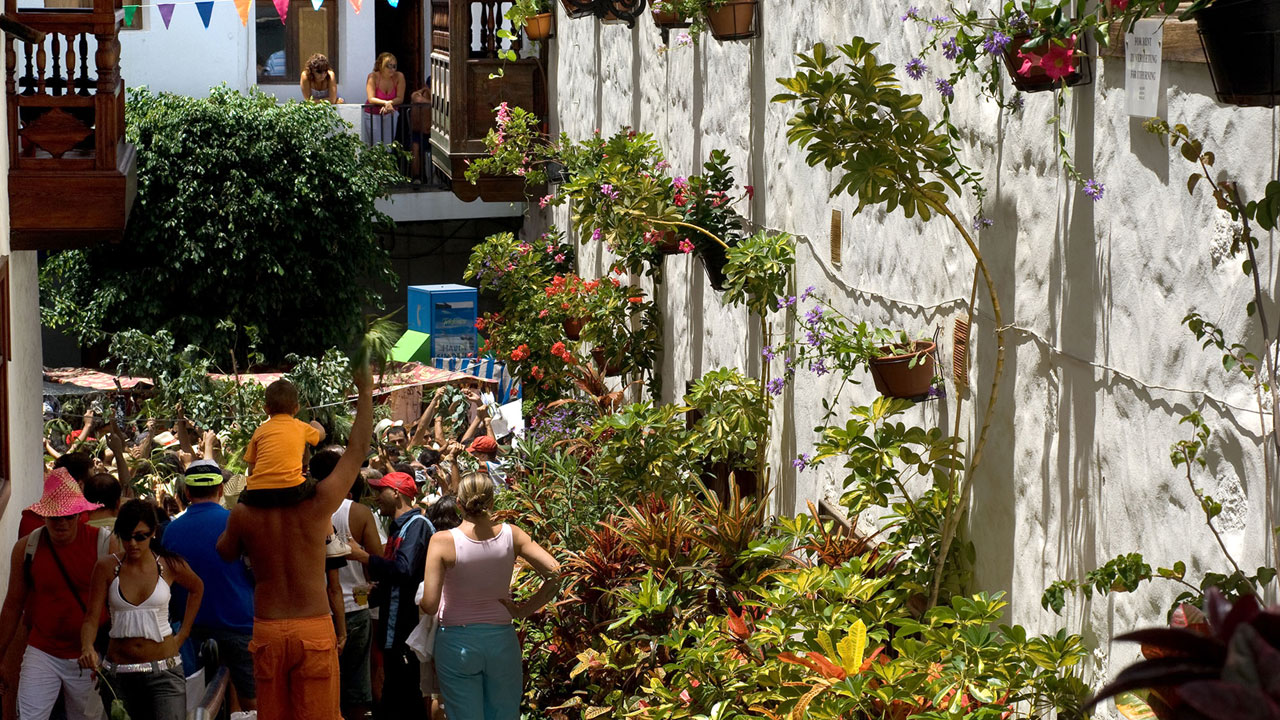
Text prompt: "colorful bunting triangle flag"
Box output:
[[196, 1, 214, 27], [233, 0, 250, 25], [348, 0, 361, 13], [273, 0, 288, 22], [157, 3, 175, 28], [387, 0, 399, 7], [123, 4, 137, 25], [310, 0, 323, 10]]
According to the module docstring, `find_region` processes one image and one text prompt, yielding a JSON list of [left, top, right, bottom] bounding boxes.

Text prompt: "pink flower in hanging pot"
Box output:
[[1015, 47, 1041, 77], [1040, 38, 1076, 81], [679, 239, 695, 253]]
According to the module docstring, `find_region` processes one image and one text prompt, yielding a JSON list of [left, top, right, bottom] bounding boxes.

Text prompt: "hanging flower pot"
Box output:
[[868, 340, 937, 399], [525, 12, 555, 40], [1195, 0, 1280, 107], [560, 0, 592, 19], [658, 231, 685, 254], [562, 317, 587, 340], [1000, 34, 1092, 93], [591, 346, 625, 376], [652, 3, 691, 28], [705, 0, 757, 40]]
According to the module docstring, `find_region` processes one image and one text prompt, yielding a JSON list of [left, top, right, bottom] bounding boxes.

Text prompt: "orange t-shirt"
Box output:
[[244, 414, 323, 490]]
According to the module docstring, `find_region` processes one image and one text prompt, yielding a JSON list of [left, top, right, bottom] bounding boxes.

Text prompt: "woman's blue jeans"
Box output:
[[433, 623, 522, 720]]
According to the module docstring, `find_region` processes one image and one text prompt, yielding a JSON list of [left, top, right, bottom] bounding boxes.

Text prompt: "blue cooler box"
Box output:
[[408, 284, 478, 358]]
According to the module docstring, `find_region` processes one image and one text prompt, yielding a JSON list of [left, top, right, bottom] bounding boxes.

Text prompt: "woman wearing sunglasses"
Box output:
[[79, 499, 204, 720]]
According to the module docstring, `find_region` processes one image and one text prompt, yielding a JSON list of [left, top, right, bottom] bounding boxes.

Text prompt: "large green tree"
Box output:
[[41, 86, 402, 362]]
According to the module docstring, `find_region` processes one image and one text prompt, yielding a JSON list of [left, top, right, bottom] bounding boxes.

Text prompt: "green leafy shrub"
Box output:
[[40, 87, 403, 362]]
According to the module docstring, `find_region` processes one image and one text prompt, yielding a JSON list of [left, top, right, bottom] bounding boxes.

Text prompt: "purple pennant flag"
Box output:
[[196, 1, 214, 27], [157, 2, 175, 27]]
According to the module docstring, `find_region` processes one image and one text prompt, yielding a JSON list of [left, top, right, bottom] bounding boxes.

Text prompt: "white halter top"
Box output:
[[107, 554, 173, 643]]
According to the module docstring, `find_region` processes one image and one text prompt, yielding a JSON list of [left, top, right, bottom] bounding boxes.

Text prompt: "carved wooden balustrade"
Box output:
[[5, 0, 136, 249], [430, 0, 545, 202]]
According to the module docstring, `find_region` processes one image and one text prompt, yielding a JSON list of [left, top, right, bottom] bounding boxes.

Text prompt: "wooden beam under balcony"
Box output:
[[5, 0, 137, 250]]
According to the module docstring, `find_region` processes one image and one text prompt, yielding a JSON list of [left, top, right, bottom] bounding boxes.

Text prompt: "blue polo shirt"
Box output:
[[160, 500, 254, 634]]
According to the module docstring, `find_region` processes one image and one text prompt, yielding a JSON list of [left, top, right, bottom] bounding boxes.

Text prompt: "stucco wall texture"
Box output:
[[544, 0, 1279, 694]]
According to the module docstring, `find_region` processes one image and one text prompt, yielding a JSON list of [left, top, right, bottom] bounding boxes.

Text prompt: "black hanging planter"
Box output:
[[1000, 34, 1093, 93], [1196, 0, 1280, 107]]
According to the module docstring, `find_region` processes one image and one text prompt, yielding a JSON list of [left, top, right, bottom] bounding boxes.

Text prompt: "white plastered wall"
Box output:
[[544, 0, 1280, 698], [0, 64, 48, 580]]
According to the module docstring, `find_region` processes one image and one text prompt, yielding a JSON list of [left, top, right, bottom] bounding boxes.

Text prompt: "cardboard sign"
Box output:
[[1126, 20, 1164, 117]]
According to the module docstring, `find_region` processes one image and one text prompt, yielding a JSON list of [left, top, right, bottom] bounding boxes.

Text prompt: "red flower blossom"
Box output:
[[627, 297, 643, 303], [744, 184, 755, 199], [475, 317, 487, 330], [510, 344, 529, 361], [1040, 38, 1076, 80]]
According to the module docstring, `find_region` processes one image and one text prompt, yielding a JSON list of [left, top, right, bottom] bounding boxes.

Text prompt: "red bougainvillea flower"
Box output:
[[1040, 38, 1076, 80], [510, 344, 529, 361], [745, 184, 755, 199], [530, 366, 544, 380], [538, 309, 549, 318]]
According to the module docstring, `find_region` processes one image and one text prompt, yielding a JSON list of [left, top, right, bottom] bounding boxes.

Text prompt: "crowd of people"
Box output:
[[1, 367, 558, 720]]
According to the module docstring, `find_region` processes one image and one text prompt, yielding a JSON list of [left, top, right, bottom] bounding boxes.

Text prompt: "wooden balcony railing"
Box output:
[[430, 0, 545, 202], [4, 0, 136, 249]]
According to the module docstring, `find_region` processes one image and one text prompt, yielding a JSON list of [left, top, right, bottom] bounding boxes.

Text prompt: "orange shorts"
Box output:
[[249, 616, 340, 720]]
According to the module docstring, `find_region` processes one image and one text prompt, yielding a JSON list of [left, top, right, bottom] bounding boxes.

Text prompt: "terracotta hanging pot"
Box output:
[[591, 346, 625, 376], [562, 317, 587, 340], [657, 230, 684, 254], [705, 0, 756, 40], [525, 12, 555, 40], [652, 6, 691, 28], [868, 340, 937, 399], [1000, 34, 1091, 93]]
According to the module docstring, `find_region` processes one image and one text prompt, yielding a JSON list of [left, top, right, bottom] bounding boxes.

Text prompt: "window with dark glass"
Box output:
[[255, 0, 338, 84]]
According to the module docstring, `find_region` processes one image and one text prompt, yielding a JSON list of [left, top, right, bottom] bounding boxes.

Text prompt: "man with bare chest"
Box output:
[[217, 367, 372, 720]]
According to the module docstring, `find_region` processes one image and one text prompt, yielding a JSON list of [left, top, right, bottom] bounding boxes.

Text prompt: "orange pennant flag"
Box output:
[[234, 0, 250, 24], [348, 0, 361, 13]]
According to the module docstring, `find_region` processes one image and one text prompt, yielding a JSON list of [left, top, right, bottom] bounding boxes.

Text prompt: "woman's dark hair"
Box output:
[[306, 53, 330, 82], [114, 499, 181, 560], [417, 448, 441, 467], [53, 451, 93, 484], [427, 495, 461, 531]]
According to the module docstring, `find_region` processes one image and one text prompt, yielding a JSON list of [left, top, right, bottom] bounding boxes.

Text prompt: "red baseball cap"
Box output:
[[468, 436, 498, 454], [369, 471, 416, 498]]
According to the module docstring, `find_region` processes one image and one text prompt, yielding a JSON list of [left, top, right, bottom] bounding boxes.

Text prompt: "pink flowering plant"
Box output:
[[464, 102, 563, 189]]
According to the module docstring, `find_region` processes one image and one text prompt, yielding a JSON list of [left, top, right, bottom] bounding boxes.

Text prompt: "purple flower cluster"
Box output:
[[600, 183, 621, 200], [801, 285, 816, 301], [930, 15, 950, 24], [1008, 93, 1025, 113], [1083, 179, 1105, 201], [805, 329, 826, 347], [935, 78, 954, 100], [905, 57, 928, 80], [982, 31, 1011, 55], [767, 377, 785, 396], [804, 305, 825, 325], [776, 295, 797, 310], [793, 453, 812, 471], [762, 345, 776, 361], [942, 37, 960, 60], [971, 215, 994, 231], [591, 227, 603, 242], [901, 6, 919, 21], [811, 358, 829, 376]]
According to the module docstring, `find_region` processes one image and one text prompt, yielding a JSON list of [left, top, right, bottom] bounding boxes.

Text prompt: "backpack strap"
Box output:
[[23, 528, 42, 586]]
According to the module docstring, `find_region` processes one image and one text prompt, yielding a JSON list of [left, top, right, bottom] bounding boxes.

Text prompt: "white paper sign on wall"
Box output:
[[1126, 19, 1164, 117]]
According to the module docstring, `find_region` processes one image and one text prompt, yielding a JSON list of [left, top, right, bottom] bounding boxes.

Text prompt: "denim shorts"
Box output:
[[339, 609, 372, 707]]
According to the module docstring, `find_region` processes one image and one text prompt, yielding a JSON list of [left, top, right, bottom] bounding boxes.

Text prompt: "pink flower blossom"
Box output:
[[591, 228, 602, 242], [539, 195, 553, 208], [496, 101, 512, 128], [679, 239, 694, 254], [673, 176, 688, 190], [554, 253, 565, 262], [1040, 38, 1076, 80]]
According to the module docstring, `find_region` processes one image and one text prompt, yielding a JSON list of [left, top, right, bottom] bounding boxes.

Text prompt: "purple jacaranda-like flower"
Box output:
[[982, 31, 1011, 55], [905, 57, 928, 80], [762, 345, 777, 361], [805, 330, 826, 347], [1083, 179, 1105, 201], [901, 6, 919, 21], [972, 215, 994, 231], [931, 15, 950, 24], [812, 358, 829, 376], [935, 78, 954, 100], [801, 285, 816, 301], [793, 453, 812, 471], [776, 295, 797, 310], [767, 377, 785, 396], [942, 36, 960, 60], [804, 306, 825, 325]]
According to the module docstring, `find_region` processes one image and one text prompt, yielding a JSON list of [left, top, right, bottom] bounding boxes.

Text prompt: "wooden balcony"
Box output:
[[4, 0, 136, 250], [430, 0, 546, 203]]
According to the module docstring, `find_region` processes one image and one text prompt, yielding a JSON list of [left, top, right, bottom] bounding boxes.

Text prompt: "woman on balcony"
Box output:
[[365, 53, 406, 146], [301, 53, 343, 104]]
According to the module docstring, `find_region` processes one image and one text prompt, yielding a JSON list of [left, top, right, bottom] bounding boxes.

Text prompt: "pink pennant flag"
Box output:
[[233, 0, 250, 25], [273, 0, 288, 23], [157, 3, 175, 28], [195, 1, 214, 27], [347, 0, 361, 13]]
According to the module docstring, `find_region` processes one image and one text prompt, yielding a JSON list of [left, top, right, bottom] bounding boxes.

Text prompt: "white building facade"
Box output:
[[543, 0, 1278, 692]]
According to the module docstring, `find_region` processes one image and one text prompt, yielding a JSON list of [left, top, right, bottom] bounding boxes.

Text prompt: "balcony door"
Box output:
[[376, 0, 424, 95]]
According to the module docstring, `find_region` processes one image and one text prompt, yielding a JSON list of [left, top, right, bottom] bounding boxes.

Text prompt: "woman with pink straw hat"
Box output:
[[0, 468, 118, 720]]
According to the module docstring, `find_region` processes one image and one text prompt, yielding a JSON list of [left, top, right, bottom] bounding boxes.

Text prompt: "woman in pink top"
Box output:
[[419, 473, 558, 720], [365, 52, 405, 145]]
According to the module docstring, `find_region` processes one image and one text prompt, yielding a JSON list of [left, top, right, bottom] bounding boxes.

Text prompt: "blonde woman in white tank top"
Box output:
[[419, 474, 559, 720]]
